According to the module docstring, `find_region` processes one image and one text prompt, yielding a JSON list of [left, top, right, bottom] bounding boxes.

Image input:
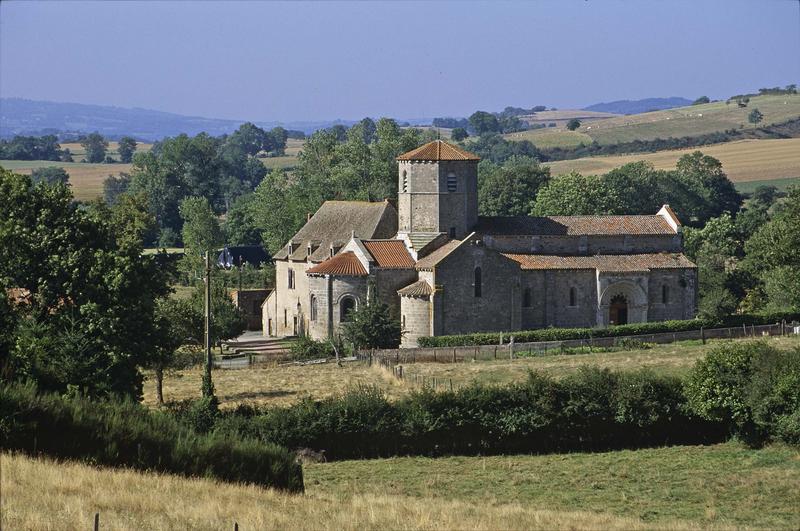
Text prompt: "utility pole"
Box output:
[[203, 250, 213, 397]]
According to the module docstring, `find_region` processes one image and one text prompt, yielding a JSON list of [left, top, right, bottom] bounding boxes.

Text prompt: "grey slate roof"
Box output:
[[273, 200, 398, 262]]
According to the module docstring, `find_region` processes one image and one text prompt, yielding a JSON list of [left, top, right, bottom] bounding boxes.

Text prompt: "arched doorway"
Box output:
[[609, 294, 628, 325], [340, 296, 356, 322]]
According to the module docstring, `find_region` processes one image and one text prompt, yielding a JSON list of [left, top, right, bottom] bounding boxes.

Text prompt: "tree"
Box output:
[[566, 119, 581, 131], [81, 132, 109, 163], [692, 96, 710, 105], [30, 166, 69, 186], [179, 196, 223, 261], [532, 172, 625, 216], [676, 151, 742, 222], [224, 194, 262, 245], [147, 297, 198, 404], [102, 173, 131, 206], [748, 108, 763, 127], [117, 136, 138, 163], [341, 299, 401, 349], [468, 111, 500, 135], [478, 156, 551, 216], [0, 168, 170, 398], [451, 127, 469, 141]]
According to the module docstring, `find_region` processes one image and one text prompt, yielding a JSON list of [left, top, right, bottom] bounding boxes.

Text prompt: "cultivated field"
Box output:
[[60, 141, 154, 162], [0, 160, 131, 202], [4, 442, 799, 529], [544, 137, 800, 182], [507, 94, 800, 148], [144, 336, 800, 409]]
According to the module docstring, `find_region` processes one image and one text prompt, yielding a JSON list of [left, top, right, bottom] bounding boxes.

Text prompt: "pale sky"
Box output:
[[1, 0, 798, 121]]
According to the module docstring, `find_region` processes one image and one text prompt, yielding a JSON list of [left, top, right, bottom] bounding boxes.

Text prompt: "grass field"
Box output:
[[4, 442, 799, 529], [506, 128, 595, 149], [142, 358, 406, 408], [506, 94, 800, 148], [145, 336, 800, 409], [60, 141, 153, 162], [401, 336, 800, 388], [0, 159, 131, 201], [735, 175, 800, 194], [544, 137, 800, 182]]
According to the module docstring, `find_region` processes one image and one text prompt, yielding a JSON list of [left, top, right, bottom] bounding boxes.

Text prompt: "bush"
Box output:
[[0, 383, 304, 492], [211, 369, 724, 460], [417, 312, 800, 347], [684, 341, 800, 445], [289, 336, 340, 360]]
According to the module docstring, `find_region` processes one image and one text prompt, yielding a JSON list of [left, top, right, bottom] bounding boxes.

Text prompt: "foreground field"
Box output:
[[544, 137, 800, 182], [0, 160, 131, 201], [507, 94, 800, 148], [145, 336, 800, 408], [4, 442, 799, 529]]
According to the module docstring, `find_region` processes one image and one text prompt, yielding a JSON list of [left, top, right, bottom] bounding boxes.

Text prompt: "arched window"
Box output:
[[447, 172, 457, 192], [402, 170, 408, 193], [569, 287, 577, 307], [474, 267, 482, 297], [523, 287, 532, 308], [310, 295, 318, 321], [340, 296, 356, 321], [662, 284, 670, 304]]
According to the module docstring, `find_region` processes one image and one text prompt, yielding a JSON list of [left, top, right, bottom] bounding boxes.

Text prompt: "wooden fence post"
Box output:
[[449, 378, 453, 391], [701, 326, 705, 345], [94, 513, 99, 531], [453, 348, 457, 363], [494, 346, 497, 359]]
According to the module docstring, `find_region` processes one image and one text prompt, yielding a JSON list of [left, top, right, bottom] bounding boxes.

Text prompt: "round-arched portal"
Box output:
[[609, 294, 628, 326]]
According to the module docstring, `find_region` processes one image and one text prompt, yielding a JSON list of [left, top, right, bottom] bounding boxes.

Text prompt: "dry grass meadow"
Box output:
[[544, 137, 800, 182], [0, 160, 132, 202], [144, 336, 800, 409], [4, 441, 799, 530]]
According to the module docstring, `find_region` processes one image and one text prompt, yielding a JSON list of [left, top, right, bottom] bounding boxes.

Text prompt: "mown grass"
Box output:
[[402, 336, 800, 388], [4, 442, 799, 529], [735, 175, 800, 194], [307, 442, 800, 529], [544, 137, 800, 182]]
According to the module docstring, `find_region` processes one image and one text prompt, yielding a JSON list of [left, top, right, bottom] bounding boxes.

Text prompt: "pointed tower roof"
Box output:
[[396, 140, 480, 161]]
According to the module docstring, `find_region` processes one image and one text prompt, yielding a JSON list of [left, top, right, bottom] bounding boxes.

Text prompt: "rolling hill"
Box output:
[[506, 94, 800, 149], [583, 97, 693, 115]]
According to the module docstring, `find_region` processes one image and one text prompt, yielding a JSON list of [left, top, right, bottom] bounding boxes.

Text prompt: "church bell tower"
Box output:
[[395, 140, 480, 241]]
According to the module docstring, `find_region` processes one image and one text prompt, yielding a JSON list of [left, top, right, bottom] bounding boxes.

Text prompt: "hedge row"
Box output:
[[208, 368, 727, 460], [0, 384, 304, 492], [417, 312, 800, 348]]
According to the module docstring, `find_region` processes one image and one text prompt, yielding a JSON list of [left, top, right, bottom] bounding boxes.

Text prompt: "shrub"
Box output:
[[0, 383, 304, 492], [289, 336, 339, 360], [684, 341, 800, 445], [417, 312, 800, 347], [211, 369, 724, 460]]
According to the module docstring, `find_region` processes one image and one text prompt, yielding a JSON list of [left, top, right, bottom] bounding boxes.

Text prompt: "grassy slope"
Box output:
[[544, 137, 800, 182], [146, 336, 800, 409], [0, 160, 132, 202], [506, 94, 800, 148], [4, 443, 799, 529]]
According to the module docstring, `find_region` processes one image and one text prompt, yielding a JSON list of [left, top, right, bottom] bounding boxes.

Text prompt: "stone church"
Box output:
[[263, 140, 697, 347]]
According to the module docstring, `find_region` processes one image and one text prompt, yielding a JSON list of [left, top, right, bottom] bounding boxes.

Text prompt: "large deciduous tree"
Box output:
[[81, 132, 109, 163], [0, 168, 171, 398], [117, 136, 138, 163], [478, 156, 551, 216]]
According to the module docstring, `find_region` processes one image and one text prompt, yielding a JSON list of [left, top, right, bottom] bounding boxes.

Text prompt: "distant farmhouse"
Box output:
[[263, 140, 697, 347]]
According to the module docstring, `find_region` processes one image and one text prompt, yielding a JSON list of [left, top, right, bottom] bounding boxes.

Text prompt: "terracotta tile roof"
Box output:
[[362, 240, 415, 269], [398, 280, 433, 297], [396, 140, 480, 161], [306, 252, 368, 276], [415, 239, 463, 270], [274, 200, 397, 261], [503, 253, 696, 272], [476, 214, 676, 236]]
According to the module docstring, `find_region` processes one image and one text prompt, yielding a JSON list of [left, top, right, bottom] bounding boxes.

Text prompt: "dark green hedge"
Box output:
[[210, 369, 726, 460], [0, 384, 304, 492], [417, 313, 800, 348]]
